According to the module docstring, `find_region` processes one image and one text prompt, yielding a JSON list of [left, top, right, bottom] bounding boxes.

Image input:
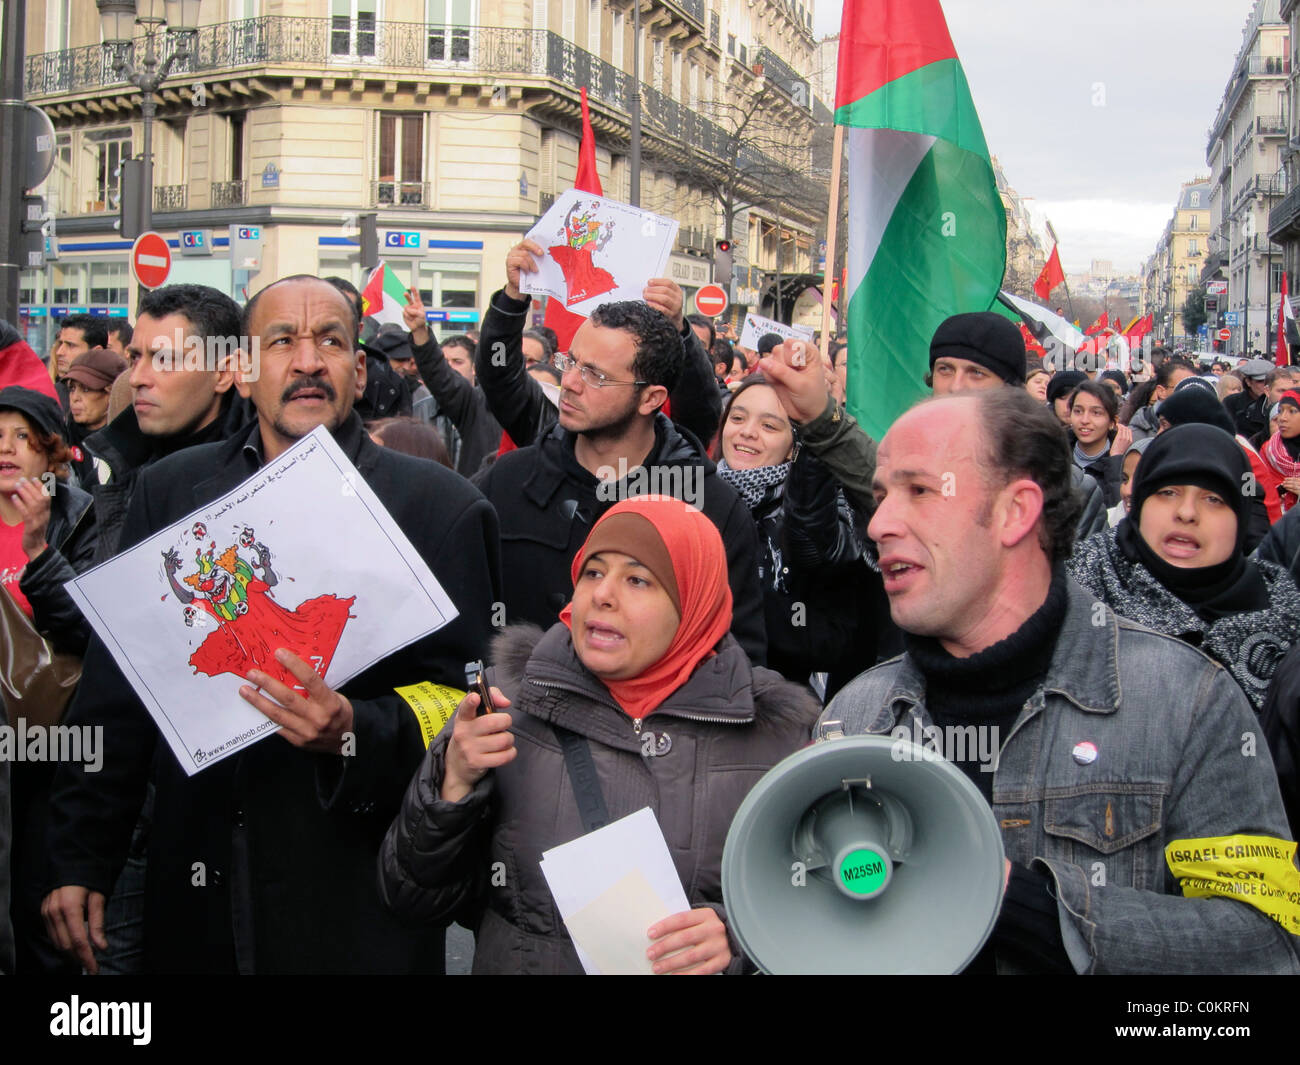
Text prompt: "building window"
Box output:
[[1273, 261, 1286, 292], [1189, 214, 1198, 230], [229, 112, 245, 182], [704, 71, 714, 105], [85, 127, 132, 213], [612, 10, 624, 67], [653, 38, 664, 91], [727, 33, 735, 56], [1188, 238, 1198, 255], [46, 0, 70, 51], [588, 0, 600, 54], [377, 113, 425, 205], [332, 0, 377, 58], [89, 262, 129, 305], [428, 0, 471, 61], [51, 134, 74, 216], [671, 50, 682, 100], [562, 0, 575, 41], [1190, 191, 1200, 207]]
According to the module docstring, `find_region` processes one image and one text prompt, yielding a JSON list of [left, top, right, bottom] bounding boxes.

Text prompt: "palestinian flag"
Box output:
[[836, 0, 1006, 439], [360, 261, 407, 328]]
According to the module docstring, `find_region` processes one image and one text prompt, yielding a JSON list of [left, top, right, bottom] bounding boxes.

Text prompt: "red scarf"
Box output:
[[560, 496, 732, 720]]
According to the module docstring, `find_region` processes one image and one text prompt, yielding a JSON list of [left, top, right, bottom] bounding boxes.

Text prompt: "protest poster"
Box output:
[[520, 189, 679, 315], [739, 312, 815, 351], [64, 426, 459, 775]]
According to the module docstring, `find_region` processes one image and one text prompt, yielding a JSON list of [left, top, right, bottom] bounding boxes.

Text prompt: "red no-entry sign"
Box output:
[[131, 231, 172, 289], [1218, 328, 1232, 341], [694, 284, 729, 317]]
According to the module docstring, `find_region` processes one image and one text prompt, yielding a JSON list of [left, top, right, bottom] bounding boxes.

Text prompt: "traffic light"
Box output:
[[714, 238, 733, 282], [119, 158, 151, 240], [359, 212, 378, 271]]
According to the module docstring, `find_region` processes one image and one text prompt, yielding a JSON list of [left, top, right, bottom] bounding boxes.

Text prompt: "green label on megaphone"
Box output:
[[840, 849, 888, 895]]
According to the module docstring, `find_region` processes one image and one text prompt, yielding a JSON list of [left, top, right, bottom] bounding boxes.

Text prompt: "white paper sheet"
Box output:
[[739, 312, 814, 351], [64, 426, 459, 775], [520, 190, 679, 317], [540, 807, 690, 975]]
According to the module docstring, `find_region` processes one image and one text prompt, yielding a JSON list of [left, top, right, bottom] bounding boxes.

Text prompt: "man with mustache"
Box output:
[[43, 275, 500, 974]]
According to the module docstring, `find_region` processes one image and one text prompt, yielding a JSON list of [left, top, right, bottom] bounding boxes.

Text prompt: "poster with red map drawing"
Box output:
[[520, 190, 679, 317], [63, 427, 459, 775]]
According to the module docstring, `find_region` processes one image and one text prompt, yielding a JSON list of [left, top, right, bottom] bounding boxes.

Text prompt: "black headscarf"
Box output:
[[1115, 423, 1267, 621]]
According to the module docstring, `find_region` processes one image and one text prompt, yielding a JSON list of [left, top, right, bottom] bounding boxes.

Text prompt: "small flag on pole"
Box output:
[[1278, 271, 1294, 367], [360, 261, 408, 328], [1034, 246, 1065, 301]]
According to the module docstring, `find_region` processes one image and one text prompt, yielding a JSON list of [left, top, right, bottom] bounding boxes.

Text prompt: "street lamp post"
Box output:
[[97, 0, 201, 234]]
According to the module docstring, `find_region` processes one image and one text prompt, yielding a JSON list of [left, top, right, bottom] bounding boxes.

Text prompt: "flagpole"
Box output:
[[819, 124, 845, 363]]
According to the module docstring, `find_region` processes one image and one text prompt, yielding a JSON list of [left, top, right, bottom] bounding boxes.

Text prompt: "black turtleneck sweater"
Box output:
[[904, 566, 1074, 974]]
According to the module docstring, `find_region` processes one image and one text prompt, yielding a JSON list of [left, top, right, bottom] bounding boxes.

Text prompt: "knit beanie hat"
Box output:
[[928, 311, 1027, 385]]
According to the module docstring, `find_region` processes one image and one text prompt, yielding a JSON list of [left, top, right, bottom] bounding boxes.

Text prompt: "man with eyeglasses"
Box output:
[[471, 239, 767, 663], [474, 241, 724, 452]]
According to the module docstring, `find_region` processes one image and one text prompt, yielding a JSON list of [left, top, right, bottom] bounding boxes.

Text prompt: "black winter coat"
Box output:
[[411, 332, 503, 477], [45, 413, 501, 973], [1225, 390, 1270, 441], [1077, 453, 1122, 509], [473, 413, 768, 664], [1261, 640, 1300, 836], [474, 288, 723, 449], [18, 477, 97, 655], [745, 449, 863, 683]]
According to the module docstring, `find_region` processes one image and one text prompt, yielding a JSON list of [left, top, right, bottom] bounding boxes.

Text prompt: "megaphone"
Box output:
[[722, 732, 1005, 974]]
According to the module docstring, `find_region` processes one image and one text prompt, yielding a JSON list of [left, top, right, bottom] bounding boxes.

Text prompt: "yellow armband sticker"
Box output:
[[1165, 835, 1300, 935], [395, 682, 465, 749]]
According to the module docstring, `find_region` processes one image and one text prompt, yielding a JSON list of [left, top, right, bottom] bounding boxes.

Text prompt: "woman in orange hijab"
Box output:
[[379, 495, 819, 974]]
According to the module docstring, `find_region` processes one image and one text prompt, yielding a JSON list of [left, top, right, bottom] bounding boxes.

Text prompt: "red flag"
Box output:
[[500, 88, 606, 457], [543, 87, 602, 354], [1277, 271, 1292, 367], [1084, 312, 1108, 336], [1033, 246, 1065, 301]]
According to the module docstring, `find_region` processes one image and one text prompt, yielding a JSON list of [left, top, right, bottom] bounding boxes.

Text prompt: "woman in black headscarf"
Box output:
[[1067, 423, 1300, 713]]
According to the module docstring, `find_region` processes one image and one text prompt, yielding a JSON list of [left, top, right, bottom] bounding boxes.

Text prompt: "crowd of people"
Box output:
[[0, 243, 1298, 975]]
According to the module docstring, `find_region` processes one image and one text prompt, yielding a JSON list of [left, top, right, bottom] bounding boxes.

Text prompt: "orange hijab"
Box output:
[[560, 496, 733, 720]]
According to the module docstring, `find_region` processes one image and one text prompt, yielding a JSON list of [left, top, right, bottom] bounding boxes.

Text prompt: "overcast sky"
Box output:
[[811, 0, 1264, 275]]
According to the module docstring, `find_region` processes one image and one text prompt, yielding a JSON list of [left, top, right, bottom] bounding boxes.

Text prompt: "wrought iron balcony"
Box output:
[[1259, 115, 1287, 137], [373, 180, 431, 207], [755, 47, 810, 108], [1270, 185, 1300, 239], [154, 184, 188, 211], [211, 179, 247, 208], [25, 18, 823, 210]]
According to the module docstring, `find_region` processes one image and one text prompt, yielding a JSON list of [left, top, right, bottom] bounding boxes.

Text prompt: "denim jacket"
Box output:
[[820, 579, 1300, 974]]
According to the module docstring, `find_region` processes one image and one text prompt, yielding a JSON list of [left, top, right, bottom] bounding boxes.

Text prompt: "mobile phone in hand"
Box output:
[[465, 660, 494, 716]]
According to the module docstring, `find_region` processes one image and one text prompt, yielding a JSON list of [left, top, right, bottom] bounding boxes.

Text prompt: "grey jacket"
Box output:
[[820, 578, 1300, 974], [378, 622, 820, 974]]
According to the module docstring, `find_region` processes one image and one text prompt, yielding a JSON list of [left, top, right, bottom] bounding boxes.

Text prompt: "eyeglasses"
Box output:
[[553, 352, 647, 389]]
